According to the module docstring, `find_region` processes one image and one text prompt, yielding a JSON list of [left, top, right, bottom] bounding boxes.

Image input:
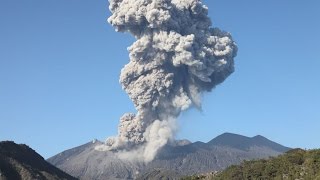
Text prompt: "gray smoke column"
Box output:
[[97, 0, 237, 162]]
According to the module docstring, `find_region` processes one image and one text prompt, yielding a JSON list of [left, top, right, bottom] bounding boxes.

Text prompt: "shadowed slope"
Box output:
[[0, 141, 77, 180]]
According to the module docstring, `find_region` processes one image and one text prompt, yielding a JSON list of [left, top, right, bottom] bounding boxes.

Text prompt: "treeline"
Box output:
[[183, 148, 320, 180]]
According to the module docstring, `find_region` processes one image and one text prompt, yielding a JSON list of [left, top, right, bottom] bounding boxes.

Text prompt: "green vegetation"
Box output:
[[182, 149, 320, 180]]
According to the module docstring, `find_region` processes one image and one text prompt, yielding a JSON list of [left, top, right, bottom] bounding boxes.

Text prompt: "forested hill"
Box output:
[[184, 148, 320, 180]]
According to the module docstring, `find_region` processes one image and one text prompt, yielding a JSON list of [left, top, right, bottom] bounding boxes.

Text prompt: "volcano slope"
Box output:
[[48, 133, 290, 180]]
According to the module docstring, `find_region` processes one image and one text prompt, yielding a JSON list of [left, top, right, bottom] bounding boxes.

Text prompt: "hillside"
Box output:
[[47, 133, 290, 180], [184, 149, 320, 180], [0, 141, 77, 180]]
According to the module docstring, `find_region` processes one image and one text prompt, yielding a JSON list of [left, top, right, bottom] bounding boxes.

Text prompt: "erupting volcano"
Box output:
[[96, 0, 237, 163]]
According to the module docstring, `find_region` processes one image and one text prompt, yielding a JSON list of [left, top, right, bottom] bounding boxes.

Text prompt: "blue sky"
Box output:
[[0, 0, 319, 158]]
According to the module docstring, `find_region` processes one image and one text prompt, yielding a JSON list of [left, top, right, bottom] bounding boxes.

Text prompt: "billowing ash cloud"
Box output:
[[96, 0, 237, 162]]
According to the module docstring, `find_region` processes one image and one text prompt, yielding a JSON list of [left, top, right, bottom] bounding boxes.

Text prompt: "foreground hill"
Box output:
[[184, 149, 320, 180], [0, 141, 77, 180], [48, 133, 290, 180]]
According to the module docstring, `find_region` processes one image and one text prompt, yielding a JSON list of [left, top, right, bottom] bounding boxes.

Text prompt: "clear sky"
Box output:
[[1, 0, 319, 159]]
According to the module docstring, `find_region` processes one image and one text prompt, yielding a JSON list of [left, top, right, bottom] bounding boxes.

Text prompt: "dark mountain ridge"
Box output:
[[0, 141, 77, 180]]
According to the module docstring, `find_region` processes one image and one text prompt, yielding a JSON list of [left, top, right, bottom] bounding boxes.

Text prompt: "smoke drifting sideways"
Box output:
[[95, 0, 237, 163]]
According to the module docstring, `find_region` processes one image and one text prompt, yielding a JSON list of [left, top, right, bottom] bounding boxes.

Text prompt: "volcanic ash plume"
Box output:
[[97, 0, 237, 162]]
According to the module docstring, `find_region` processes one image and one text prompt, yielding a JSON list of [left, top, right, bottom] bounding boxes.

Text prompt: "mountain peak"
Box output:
[[212, 132, 253, 141], [208, 133, 251, 147], [253, 135, 265, 139], [208, 133, 290, 152], [220, 132, 244, 136]]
